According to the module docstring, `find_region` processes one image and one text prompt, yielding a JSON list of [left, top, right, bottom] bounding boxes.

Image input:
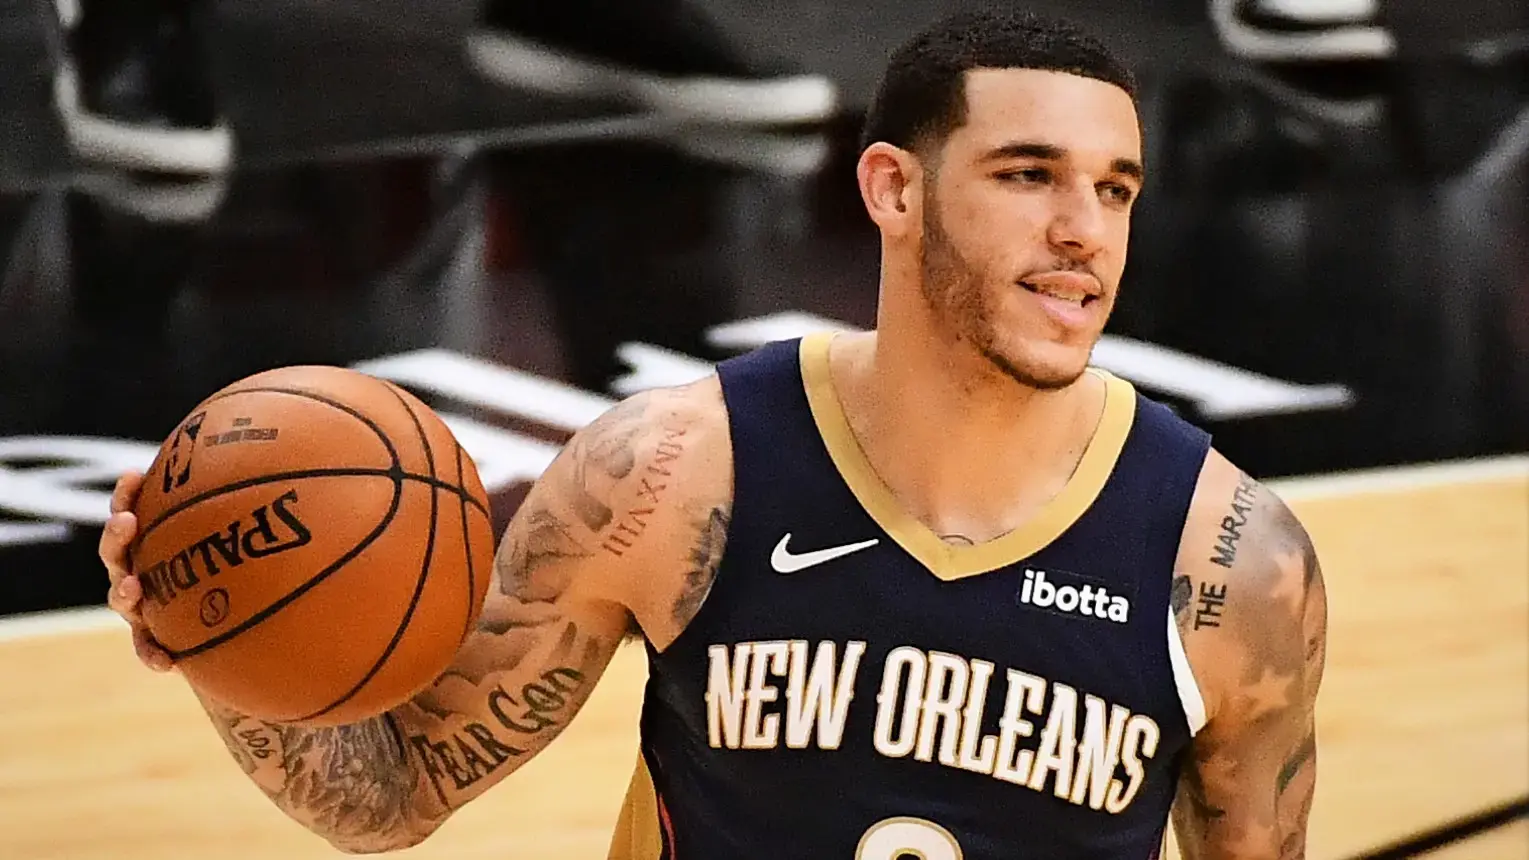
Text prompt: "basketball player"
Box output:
[[99, 10, 1328, 858]]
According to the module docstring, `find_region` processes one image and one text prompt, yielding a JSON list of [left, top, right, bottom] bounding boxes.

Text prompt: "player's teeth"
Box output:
[[1038, 287, 1084, 303]]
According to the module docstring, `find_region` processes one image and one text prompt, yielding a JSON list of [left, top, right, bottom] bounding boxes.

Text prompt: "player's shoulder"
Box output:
[[569, 374, 732, 489], [519, 373, 733, 602], [1179, 448, 1317, 580], [1174, 448, 1326, 717]]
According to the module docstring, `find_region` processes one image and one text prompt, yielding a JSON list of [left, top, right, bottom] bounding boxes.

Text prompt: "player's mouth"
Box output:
[[1019, 273, 1101, 307], [1018, 272, 1103, 329]]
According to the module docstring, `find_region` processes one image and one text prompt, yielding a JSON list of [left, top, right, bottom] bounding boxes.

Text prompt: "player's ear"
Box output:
[[857, 142, 921, 236]]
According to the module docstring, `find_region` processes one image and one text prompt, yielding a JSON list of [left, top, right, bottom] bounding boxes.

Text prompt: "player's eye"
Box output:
[[998, 168, 1051, 184], [1100, 183, 1135, 205]]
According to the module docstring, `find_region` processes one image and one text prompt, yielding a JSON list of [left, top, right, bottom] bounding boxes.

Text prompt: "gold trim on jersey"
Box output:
[[606, 752, 664, 860], [798, 331, 1136, 580]]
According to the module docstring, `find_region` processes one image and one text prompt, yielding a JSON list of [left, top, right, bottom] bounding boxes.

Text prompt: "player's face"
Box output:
[[919, 68, 1142, 390]]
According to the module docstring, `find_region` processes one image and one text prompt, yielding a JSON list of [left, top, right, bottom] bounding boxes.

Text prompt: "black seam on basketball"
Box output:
[[455, 441, 476, 645], [161, 474, 405, 661], [295, 385, 444, 723], [137, 467, 487, 545], [371, 379, 491, 515]]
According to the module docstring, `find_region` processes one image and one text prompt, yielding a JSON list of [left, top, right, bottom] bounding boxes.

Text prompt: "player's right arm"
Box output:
[[100, 379, 731, 854]]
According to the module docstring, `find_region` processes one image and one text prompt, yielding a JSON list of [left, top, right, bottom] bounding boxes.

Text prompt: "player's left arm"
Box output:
[[1171, 451, 1329, 859]]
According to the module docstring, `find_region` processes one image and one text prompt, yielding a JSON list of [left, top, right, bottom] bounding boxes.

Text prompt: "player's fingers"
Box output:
[[97, 511, 138, 585], [109, 471, 145, 516], [108, 573, 144, 625], [132, 627, 175, 673]]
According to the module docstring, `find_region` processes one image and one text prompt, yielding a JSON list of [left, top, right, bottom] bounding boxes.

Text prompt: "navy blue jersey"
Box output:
[[608, 333, 1212, 860]]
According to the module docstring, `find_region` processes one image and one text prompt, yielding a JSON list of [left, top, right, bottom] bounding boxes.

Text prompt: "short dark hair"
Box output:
[[859, 9, 1138, 155]]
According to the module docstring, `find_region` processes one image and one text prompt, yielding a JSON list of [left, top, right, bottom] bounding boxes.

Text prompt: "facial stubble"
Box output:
[[917, 186, 1079, 392]]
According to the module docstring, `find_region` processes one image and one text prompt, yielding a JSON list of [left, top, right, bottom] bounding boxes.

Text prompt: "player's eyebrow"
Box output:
[[1109, 157, 1144, 182], [980, 141, 1065, 163], [980, 141, 1144, 184]]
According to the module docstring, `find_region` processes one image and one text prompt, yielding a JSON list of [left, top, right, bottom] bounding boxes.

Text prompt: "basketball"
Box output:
[[128, 365, 496, 727]]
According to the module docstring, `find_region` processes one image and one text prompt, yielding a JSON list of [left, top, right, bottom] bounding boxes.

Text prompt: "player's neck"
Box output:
[[828, 329, 1100, 543]]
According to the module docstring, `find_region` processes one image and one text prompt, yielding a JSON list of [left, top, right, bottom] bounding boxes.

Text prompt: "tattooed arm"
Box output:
[[1171, 451, 1329, 860], [193, 379, 733, 853]]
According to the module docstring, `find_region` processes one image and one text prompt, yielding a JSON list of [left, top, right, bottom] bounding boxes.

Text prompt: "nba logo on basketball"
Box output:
[[1017, 569, 1132, 623], [161, 411, 206, 494]]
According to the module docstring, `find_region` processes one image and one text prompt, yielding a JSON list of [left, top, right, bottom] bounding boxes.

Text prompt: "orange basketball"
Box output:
[[129, 365, 496, 727]]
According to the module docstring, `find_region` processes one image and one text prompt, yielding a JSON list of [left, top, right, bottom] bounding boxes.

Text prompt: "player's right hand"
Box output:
[[100, 471, 175, 673]]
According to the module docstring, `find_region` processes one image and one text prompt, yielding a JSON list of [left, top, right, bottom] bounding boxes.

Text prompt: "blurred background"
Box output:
[[0, 0, 1524, 857]]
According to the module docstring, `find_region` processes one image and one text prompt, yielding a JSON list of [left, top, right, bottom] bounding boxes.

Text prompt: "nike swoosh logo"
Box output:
[[771, 534, 880, 574]]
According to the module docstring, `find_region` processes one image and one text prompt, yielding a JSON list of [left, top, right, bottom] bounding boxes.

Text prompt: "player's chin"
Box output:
[[1028, 355, 1092, 391], [983, 339, 1092, 391]]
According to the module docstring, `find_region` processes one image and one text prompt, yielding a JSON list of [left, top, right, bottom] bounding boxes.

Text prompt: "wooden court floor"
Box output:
[[1, 457, 1524, 860]]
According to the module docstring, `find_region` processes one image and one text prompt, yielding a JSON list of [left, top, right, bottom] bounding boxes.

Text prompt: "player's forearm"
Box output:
[[196, 690, 442, 853]]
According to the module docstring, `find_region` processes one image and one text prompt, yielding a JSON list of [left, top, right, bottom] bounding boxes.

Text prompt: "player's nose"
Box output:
[[1044, 187, 1108, 260]]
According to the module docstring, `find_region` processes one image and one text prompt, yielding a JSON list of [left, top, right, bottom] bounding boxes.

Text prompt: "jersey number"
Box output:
[[856, 817, 964, 860]]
